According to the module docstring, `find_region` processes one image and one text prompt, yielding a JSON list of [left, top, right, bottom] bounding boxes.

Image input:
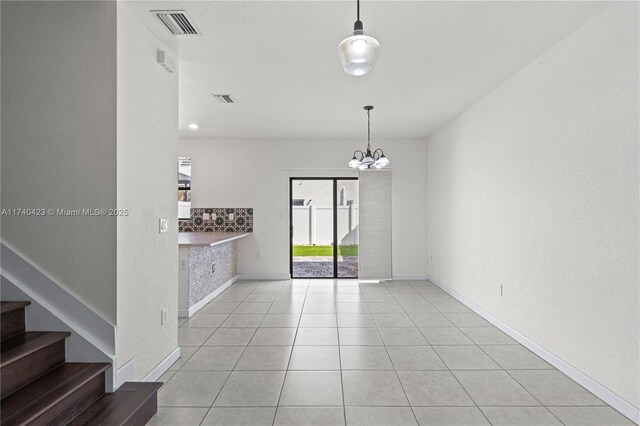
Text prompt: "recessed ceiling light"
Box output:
[[188, 123, 199, 130]]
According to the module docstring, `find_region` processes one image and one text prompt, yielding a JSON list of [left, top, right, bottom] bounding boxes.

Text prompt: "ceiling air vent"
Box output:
[[211, 94, 237, 104], [151, 10, 200, 36]]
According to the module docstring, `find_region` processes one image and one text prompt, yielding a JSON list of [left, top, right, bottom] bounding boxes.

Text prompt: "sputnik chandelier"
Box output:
[[348, 106, 389, 170]]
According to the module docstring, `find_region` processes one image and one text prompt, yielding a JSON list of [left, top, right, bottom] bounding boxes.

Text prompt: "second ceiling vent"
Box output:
[[151, 10, 200, 36]]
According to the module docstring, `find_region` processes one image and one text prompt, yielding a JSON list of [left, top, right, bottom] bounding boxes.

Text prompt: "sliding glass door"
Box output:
[[290, 178, 358, 278], [336, 179, 359, 277]]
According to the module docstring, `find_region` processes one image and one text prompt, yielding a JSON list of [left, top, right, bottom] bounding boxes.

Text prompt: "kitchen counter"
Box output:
[[178, 232, 251, 247]]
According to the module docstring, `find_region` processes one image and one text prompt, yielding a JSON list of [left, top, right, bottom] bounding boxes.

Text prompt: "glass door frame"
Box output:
[[289, 177, 358, 279]]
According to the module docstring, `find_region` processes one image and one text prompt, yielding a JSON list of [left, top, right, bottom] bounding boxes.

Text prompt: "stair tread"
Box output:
[[0, 362, 109, 423], [0, 301, 31, 314], [0, 331, 70, 367], [69, 382, 162, 426]]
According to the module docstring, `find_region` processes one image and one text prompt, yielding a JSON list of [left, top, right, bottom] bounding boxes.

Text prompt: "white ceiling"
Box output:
[[127, 1, 604, 139]]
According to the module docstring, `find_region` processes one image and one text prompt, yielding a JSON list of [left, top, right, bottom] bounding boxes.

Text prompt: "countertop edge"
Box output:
[[178, 232, 252, 247]]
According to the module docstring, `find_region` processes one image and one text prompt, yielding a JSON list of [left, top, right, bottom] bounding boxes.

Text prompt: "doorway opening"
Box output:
[[290, 178, 359, 278]]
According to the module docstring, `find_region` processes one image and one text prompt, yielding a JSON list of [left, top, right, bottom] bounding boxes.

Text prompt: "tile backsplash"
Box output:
[[179, 208, 253, 233]]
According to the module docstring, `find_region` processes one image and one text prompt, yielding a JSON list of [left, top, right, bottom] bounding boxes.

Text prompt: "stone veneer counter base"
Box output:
[[178, 233, 251, 317]]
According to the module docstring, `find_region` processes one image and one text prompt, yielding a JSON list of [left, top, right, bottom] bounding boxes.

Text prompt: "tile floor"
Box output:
[[150, 279, 633, 426]]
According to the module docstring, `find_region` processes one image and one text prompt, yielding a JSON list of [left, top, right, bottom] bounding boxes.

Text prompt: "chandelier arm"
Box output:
[[353, 150, 365, 160]]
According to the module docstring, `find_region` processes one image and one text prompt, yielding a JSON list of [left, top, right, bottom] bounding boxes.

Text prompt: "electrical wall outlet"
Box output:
[[179, 259, 187, 270], [159, 218, 168, 233], [256, 251, 261, 260], [161, 308, 168, 325]]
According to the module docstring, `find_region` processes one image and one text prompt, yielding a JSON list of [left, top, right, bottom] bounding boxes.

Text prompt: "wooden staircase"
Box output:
[[0, 301, 162, 425]]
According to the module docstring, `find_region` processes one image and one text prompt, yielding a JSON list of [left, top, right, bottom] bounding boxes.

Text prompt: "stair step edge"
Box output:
[[69, 382, 162, 426], [116, 382, 163, 425], [0, 331, 71, 367], [0, 363, 110, 424], [0, 301, 31, 314]]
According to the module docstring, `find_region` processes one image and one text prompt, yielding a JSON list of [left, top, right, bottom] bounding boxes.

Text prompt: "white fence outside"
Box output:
[[293, 205, 359, 246]]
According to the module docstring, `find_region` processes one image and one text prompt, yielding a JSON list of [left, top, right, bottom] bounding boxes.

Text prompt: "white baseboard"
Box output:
[[393, 275, 429, 281], [115, 357, 134, 389], [179, 276, 238, 318], [1, 243, 115, 354], [237, 274, 290, 281], [142, 347, 181, 382], [428, 274, 640, 424], [115, 347, 181, 388]]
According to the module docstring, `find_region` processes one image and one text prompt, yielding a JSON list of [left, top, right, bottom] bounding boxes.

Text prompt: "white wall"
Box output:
[[116, 3, 179, 379], [2, 1, 180, 381], [179, 138, 428, 279], [427, 3, 639, 410], [1, 1, 118, 322]]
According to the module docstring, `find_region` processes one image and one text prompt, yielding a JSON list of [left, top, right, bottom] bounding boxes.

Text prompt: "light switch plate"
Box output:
[[159, 218, 168, 233]]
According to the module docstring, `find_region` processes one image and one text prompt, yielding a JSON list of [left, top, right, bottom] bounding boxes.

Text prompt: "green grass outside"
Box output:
[[293, 245, 359, 257]]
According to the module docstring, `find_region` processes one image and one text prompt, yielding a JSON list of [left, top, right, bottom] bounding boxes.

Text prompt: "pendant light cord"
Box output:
[[354, 0, 363, 32], [367, 108, 371, 150]]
